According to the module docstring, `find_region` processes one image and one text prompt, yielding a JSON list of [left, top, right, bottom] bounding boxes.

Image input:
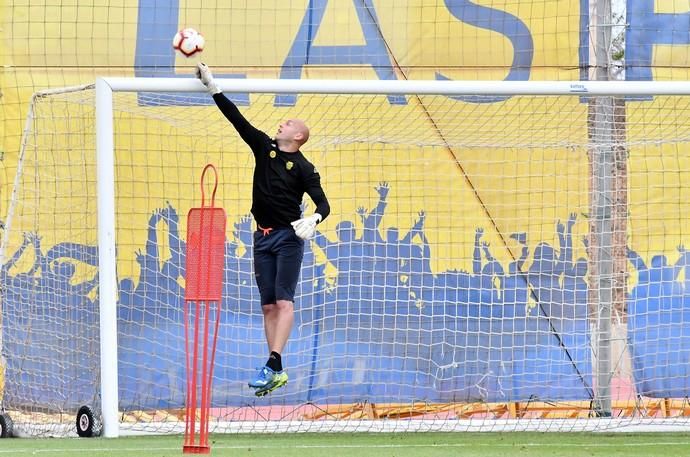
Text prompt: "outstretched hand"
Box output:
[[195, 62, 221, 95]]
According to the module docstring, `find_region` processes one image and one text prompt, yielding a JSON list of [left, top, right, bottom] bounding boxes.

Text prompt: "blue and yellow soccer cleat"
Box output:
[[248, 366, 288, 397]]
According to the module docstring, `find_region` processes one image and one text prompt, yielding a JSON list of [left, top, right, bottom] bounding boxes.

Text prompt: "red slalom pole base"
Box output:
[[183, 444, 211, 454]]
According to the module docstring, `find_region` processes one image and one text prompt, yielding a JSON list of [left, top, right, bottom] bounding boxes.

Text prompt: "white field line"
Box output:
[[2, 440, 690, 454]]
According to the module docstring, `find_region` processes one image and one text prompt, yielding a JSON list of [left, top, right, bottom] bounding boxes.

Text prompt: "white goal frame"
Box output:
[[92, 77, 690, 437]]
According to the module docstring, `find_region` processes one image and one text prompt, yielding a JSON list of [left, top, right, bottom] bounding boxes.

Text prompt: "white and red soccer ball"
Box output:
[[172, 28, 205, 57]]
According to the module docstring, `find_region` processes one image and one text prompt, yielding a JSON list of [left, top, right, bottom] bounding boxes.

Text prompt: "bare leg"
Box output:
[[262, 299, 294, 354], [262, 303, 276, 350]]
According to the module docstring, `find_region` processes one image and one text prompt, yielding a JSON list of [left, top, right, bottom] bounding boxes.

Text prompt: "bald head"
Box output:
[[293, 119, 310, 146], [276, 118, 310, 151]]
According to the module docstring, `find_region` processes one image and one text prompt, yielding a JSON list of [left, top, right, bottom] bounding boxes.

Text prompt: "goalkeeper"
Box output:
[[196, 63, 330, 397]]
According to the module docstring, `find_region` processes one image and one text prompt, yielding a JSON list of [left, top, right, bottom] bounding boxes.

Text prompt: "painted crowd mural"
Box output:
[[2, 183, 689, 408]]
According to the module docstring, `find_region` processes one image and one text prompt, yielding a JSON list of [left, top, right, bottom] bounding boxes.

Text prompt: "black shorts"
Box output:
[[253, 227, 304, 305]]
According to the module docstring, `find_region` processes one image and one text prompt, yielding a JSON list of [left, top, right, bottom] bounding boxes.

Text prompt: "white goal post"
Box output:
[[4, 77, 690, 438], [91, 77, 690, 436]]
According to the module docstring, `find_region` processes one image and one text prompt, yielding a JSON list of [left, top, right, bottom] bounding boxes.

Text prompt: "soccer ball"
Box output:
[[172, 28, 205, 57]]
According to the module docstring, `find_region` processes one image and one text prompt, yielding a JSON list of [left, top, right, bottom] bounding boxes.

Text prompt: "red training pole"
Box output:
[[183, 164, 226, 454]]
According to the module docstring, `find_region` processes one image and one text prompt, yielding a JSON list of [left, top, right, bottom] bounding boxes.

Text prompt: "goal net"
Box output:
[[2, 78, 690, 436]]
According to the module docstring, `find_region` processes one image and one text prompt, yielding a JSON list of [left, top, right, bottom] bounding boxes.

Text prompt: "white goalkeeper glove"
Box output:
[[291, 213, 322, 240], [195, 62, 221, 95]]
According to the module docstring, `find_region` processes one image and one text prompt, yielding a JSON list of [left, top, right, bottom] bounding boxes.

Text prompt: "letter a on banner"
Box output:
[[183, 164, 226, 455]]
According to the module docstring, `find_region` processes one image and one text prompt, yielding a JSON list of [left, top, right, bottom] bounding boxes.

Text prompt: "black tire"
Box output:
[[0, 413, 13, 438], [76, 405, 102, 437]]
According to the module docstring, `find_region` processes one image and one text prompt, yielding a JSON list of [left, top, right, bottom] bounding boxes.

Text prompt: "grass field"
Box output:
[[1, 432, 689, 457]]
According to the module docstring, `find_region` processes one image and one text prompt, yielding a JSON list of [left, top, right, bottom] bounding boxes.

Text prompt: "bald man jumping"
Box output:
[[196, 63, 330, 397]]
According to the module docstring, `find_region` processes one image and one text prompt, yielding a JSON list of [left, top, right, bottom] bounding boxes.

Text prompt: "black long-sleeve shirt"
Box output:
[[212, 93, 330, 228]]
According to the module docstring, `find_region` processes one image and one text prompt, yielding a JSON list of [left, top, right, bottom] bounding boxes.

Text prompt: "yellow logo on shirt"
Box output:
[[286, 161, 294, 170], [269, 150, 277, 158]]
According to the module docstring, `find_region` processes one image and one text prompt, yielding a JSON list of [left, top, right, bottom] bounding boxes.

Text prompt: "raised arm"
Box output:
[[145, 209, 162, 262], [509, 232, 529, 273], [481, 242, 496, 263], [560, 213, 577, 274], [473, 228, 483, 275], [679, 244, 690, 268], [3, 232, 32, 274], [362, 182, 389, 235], [401, 210, 425, 245], [29, 233, 48, 276], [196, 63, 268, 151], [627, 246, 646, 271], [674, 244, 688, 279], [556, 219, 566, 263], [161, 202, 183, 279]]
